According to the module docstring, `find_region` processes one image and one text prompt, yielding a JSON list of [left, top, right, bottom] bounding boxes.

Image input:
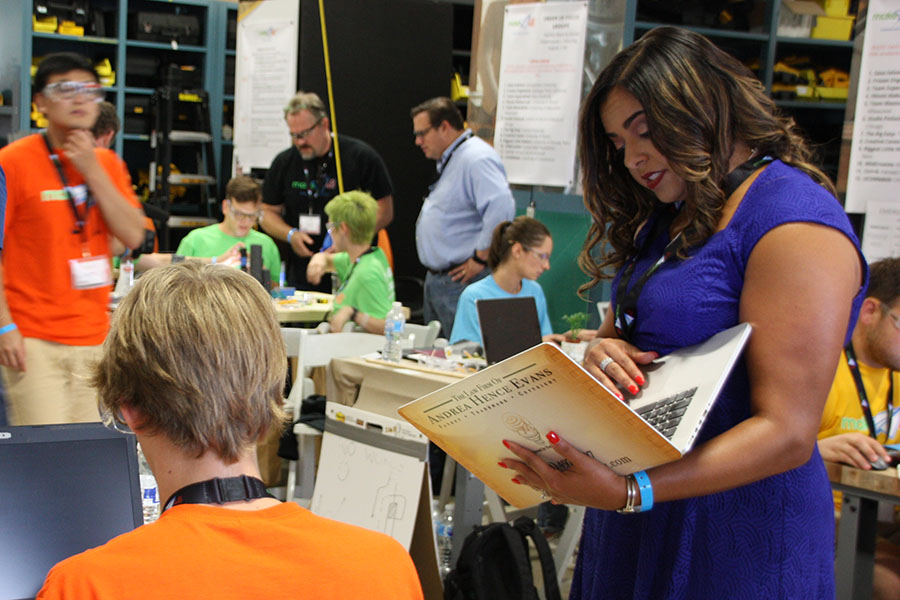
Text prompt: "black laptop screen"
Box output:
[[476, 297, 544, 364], [0, 423, 142, 600]]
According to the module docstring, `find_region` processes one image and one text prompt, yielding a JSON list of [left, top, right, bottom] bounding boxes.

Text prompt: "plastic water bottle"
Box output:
[[382, 301, 405, 362], [137, 443, 160, 524], [113, 258, 134, 299], [437, 504, 454, 577]]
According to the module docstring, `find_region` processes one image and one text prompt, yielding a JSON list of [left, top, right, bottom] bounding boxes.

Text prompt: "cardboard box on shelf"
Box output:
[[779, 0, 823, 37]]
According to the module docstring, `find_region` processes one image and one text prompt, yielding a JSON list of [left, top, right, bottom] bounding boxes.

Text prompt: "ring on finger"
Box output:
[[599, 356, 615, 373]]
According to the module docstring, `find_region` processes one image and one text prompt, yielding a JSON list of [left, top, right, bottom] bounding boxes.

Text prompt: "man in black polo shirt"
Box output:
[[261, 91, 393, 291]]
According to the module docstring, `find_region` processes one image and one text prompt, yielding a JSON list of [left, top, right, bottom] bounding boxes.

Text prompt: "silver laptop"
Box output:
[[608, 322, 752, 453]]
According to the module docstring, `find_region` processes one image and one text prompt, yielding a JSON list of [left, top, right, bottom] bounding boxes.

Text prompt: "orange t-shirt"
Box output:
[[37, 502, 424, 599], [0, 133, 140, 345]]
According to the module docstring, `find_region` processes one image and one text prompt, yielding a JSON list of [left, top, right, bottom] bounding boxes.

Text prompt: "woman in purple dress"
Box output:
[[503, 27, 866, 598]]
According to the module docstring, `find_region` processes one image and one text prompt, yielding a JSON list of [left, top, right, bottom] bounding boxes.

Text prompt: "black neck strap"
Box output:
[[163, 475, 277, 512], [614, 203, 684, 342], [430, 131, 473, 189], [845, 342, 894, 442], [41, 132, 90, 238], [301, 148, 334, 211], [336, 246, 377, 294], [722, 154, 773, 198]]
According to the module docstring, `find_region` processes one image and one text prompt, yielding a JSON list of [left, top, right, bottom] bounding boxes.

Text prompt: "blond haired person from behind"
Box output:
[[37, 262, 423, 600]]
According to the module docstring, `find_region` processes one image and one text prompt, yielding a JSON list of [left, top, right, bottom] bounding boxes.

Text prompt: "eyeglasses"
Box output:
[[227, 201, 262, 222], [290, 118, 323, 141], [880, 302, 900, 331], [99, 405, 134, 436], [43, 80, 104, 102], [523, 246, 551, 264], [412, 125, 436, 138]]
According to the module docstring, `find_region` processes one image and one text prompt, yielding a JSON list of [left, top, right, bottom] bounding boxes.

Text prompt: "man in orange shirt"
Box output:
[[38, 262, 424, 599], [0, 53, 145, 425]]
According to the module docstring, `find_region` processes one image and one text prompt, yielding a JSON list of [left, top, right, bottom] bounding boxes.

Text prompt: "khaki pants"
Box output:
[[1, 337, 103, 425]]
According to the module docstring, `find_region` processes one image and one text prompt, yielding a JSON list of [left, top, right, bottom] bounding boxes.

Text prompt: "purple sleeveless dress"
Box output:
[[570, 161, 865, 600]]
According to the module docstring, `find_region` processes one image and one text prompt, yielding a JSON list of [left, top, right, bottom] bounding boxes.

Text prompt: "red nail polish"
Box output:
[[498, 462, 508, 469], [511, 478, 522, 485], [628, 384, 639, 395], [502, 440, 511, 449], [616, 392, 624, 401], [546, 431, 559, 444], [635, 375, 645, 386]]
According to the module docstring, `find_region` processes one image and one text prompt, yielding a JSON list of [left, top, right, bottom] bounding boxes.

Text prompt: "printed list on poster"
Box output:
[[233, 10, 298, 173], [844, 0, 900, 260], [494, 2, 588, 187]]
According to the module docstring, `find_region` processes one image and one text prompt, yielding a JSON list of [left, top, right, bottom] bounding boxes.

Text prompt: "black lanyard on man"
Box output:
[[163, 475, 277, 512], [845, 342, 895, 442], [42, 132, 91, 243], [427, 131, 472, 192]]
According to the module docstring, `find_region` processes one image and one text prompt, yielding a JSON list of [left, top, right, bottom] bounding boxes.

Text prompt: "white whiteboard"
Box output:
[[233, 0, 299, 173], [310, 404, 428, 550]]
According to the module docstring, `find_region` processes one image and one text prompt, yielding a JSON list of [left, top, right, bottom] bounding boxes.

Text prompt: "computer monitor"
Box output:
[[0, 423, 142, 600]]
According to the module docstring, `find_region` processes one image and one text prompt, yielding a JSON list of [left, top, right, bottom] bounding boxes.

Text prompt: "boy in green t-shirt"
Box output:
[[306, 191, 394, 332], [175, 176, 281, 282]]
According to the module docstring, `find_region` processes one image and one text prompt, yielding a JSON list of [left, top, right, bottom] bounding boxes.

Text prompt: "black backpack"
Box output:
[[443, 516, 562, 600]]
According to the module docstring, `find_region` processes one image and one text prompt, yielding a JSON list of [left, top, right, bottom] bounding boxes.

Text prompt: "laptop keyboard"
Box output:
[[633, 387, 698, 439]]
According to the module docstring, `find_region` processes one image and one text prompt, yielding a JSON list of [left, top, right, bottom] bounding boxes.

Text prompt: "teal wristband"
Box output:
[[287, 228, 298, 243], [0, 323, 18, 336], [633, 470, 653, 512]]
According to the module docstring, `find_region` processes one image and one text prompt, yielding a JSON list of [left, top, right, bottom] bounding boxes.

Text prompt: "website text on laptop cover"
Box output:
[[399, 323, 752, 507], [476, 297, 543, 364], [0, 423, 142, 600]]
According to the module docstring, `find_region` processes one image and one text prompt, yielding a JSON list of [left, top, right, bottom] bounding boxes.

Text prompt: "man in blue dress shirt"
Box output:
[[410, 97, 515, 338]]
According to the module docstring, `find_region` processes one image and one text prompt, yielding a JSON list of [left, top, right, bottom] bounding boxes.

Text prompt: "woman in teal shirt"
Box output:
[[450, 216, 593, 345]]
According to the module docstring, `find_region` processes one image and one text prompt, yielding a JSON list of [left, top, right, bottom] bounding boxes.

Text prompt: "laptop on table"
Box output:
[[476, 296, 543, 364]]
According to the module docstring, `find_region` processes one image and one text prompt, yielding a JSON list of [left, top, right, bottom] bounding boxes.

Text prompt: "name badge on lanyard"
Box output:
[[299, 214, 322, 235], [41, 133, 112, 290], [69, 255, 113, 289]]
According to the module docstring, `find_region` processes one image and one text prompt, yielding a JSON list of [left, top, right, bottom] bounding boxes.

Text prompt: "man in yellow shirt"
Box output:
[[818, 257, 900, 600]]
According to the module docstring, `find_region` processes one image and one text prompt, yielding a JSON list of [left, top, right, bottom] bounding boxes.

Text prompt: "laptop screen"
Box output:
[[476, 297, 543, 364], [0, 423, 142, 600]]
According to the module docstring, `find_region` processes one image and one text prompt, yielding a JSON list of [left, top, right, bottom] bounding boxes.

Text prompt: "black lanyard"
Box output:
[[301, 149, 333, 214], [41, 132, 91, 240], [163, 475, 277, 512], [613, 154, 774, 343], [614, 204, 684, 342], [336, 247, 376, 294], [845, 342, 895, 442], [428, 131, 472, 191]]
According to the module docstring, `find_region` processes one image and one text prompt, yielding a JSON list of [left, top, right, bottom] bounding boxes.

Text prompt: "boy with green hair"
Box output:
[[307, 190, 394, 332]]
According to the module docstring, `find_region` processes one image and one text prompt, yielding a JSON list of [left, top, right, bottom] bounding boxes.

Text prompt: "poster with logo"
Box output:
[[398, 343, 680, 508], [233, 0, 299, 174], [493, 2, 588, 187], [845, 0, 900, 252]]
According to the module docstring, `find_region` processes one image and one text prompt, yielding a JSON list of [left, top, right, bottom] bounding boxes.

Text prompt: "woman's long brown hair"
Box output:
[[577, 26, 833, 296]]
